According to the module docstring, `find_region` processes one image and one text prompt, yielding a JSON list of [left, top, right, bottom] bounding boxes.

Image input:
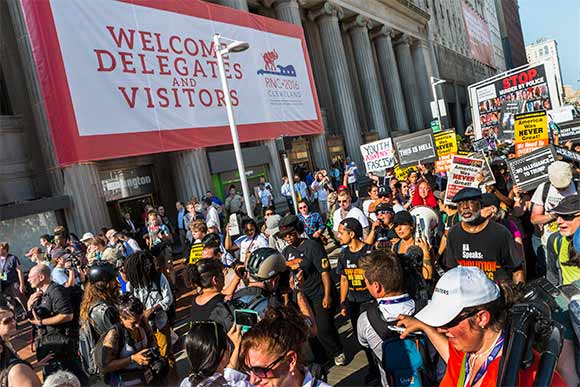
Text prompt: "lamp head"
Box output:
[[225, 40, 249, 53]]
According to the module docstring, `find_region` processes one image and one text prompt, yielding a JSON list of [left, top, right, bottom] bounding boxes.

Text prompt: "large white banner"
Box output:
[[22, 0, 322, 164]]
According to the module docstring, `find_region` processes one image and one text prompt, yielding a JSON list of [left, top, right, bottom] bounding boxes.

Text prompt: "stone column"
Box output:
[[170, 149, 212, 202], [454, 82, 465, 132], [309, 2, 363, 169], [215, 0, 248, 12], [272, 0, 301, 25], [394, 35, 424, 131], [273, 0, 330, 170], [342, 30, 368, 132], [345, 16, 390, 138], [412, 40, 434, 126], [372, 26, 410, 133], [7, 0, 111, 232]]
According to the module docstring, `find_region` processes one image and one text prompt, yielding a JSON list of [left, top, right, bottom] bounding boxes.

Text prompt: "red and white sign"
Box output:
[[21, 0, 322, 165], [461, 1, 493, 67]]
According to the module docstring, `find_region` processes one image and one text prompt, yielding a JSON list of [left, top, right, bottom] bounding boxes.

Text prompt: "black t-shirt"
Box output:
[[38, 283, 76, 337], [374, 226, 393, 250], [191, 293, 226, 322], [337, 244, 373, 303], [283, 240, 330, 301], [443, 220, 523, 281]]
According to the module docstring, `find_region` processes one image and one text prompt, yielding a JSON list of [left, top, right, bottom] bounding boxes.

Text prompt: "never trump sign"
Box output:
[[21, 0, 322, 165]]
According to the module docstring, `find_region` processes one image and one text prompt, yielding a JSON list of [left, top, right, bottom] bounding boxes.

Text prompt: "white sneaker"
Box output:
[[334, 353, 346, 367]]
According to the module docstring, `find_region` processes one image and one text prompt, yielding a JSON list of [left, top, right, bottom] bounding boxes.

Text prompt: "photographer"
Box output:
[[101, 294, 164, 386], [79, 263, 120, 337], [26, 264, 88, 385], [124, 251, 175, 371], [50, 249, 82, 288]]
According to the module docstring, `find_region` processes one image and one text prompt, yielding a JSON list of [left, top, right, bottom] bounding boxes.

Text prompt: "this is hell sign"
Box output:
[[21, 0, 322, 165]]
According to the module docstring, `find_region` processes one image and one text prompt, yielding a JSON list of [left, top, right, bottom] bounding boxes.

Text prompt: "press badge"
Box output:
[[0, 272, 7, 281]]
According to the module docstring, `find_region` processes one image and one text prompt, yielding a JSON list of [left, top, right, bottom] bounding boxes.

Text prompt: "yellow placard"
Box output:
[[514, 111, 549, 157], [189, 242, 204, 265], [434, 129, 458, 157], [394, 164, 417, 181]]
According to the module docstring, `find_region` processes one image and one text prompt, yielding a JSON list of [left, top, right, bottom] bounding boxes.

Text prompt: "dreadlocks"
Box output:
[[123, 250, 156, 289]]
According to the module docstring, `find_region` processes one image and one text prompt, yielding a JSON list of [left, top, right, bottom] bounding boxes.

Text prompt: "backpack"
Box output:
[[79, 303, 117, 377], [366, 302, 435, 387]]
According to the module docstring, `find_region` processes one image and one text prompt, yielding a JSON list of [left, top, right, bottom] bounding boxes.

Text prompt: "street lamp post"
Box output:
[[214, 33, 254, 218], [431, 76, 447, 132]]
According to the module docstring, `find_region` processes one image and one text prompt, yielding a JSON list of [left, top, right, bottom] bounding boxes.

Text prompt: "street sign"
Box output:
[[431, 120, 441, 133], [430, 99, 447, 118]]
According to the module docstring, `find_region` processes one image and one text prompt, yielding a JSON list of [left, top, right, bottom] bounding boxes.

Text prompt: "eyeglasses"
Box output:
[[440, 309, 479, 330], [0, 315, 15, 325], [246, 352, 287, 379], [557, 213, 580, 222], [298, 206, 308, 209]]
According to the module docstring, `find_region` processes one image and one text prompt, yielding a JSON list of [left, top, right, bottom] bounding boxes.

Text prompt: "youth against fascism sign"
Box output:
[[360, 138, 396, 173]]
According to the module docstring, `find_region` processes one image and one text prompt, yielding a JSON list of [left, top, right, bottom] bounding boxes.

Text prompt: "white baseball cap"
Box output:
[[414, 266, 500, 327], [80, 232, 95, 242]]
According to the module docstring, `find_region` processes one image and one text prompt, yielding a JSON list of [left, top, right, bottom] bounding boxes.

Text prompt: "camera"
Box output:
[[27, 305, 51, 320], [146, 347, 167, 375]]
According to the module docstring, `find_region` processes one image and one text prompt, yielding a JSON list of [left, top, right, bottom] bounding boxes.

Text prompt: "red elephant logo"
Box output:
[[262, 50, 279, 71]]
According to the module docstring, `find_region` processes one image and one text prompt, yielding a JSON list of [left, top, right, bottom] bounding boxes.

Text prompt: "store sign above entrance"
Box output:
[[21, 0, 322, 165], [100, 166, 155, 202]]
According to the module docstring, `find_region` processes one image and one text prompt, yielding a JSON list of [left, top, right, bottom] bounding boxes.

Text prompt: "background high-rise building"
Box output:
[[526, 38, 565, 104], [494, 0, 527, 69]]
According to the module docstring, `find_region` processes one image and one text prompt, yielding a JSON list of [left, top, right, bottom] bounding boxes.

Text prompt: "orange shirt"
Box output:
[[440, 341, 565, 387]]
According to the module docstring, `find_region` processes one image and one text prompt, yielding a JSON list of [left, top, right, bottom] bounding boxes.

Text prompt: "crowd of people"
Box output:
[[1, 149, 579, 387]]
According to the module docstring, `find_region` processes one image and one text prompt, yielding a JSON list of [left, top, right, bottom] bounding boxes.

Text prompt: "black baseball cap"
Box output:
[[393, 211, 414, 226], [375, 202, 394, 213], [452, 188, 482, 203], [278, 214, 301, 237], [550, 195, 580, 215], [339, 218, 363, 238], [378, 186, 392, 197]]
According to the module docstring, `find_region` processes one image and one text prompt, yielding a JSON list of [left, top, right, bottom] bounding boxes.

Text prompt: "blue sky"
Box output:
[[519, 0, 580, 88]]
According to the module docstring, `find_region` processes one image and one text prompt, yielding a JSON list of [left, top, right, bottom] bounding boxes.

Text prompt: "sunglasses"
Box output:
[[298, 206, 308, 209], [246, 352, 287, 379], [440, 309, 479, 330], [0, 315, 15, 325], [557, 213, 580, 222], [338, 200, 349, 204], [377, 210, 394, 215]]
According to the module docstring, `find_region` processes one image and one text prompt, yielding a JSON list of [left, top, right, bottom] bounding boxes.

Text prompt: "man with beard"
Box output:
[[442, 188, 525, 283]]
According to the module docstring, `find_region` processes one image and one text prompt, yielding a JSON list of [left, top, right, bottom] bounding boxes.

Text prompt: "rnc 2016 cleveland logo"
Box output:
[[257, 49, 302, 101], [257, 49, 297, 77]]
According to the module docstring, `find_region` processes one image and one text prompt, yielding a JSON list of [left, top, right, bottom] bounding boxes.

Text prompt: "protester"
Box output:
[[365, 202, 395, 249], [344, 158, 359, 199], [281, 176, 294, 210], [124, 251, 175, 370], [203, 197, 221, 234], [0, 302, 42, 387], [311, 170, 332, 218], [42, 371, 80, 387], [240, 306, 332, 387], [410, 180, 438, 209], [79, 262, 120, 337], [294, 174, 309, 204], [180, 321, 245, 387], [332, 191, 369, 238], [397, 266, 560, 386], [189, 259, 238, 321], [443, 187, 525, 283], [362, 184, 380, 221], [279, 215, 345, 367], [25, 246, 52, 269], [357, 250, 415, 387], [224, 218, 269, 263], [297, 200, 326, 244]]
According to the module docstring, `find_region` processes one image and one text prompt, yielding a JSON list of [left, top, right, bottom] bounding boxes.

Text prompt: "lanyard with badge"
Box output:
[[378, 295, 412, 305], [457, 332, 504, 387], [0, 257, 7, 282]]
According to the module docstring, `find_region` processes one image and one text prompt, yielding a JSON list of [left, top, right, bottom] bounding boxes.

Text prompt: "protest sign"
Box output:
[[514, 111, 549, 157], [360, 138, 395, 173], [549, 107, 574, 124], [554, 146, 580, 165], [507, 146, 556, 192], [472, 137, 490, 152], [498, 100, 523, 139], [469, 63, 560, 139], [444, 156, 484, 205], [393, 129, 438, 167], [434, 129, 458, 172], [229, 213, 240, 236], [394, 165, 417, 181], [558, 123, 580, 143], [189, 242, 203, 265], [469, 152, 496, 186]]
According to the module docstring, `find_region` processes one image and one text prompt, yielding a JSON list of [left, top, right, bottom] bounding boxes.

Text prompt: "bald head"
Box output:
[[28, 264, 51, 289]]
